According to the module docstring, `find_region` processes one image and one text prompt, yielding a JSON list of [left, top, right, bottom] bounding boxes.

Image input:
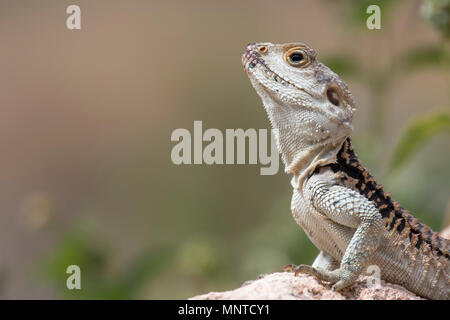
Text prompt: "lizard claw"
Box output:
[[294, 264, 317, 277], [284, 264, 355, 292], [283, 264, 318, 276], [283, 264, 296, 272]]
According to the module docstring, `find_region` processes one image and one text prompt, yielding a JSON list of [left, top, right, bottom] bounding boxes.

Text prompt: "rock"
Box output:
[[190, 272, 424, 300]]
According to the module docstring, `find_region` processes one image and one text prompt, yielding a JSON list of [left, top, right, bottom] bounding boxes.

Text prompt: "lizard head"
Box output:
[[242, 42, 356, 178]]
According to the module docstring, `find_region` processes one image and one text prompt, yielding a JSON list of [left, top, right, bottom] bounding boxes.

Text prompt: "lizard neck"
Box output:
[[261, 98, 351, 185], [286, 141, 344, 188]]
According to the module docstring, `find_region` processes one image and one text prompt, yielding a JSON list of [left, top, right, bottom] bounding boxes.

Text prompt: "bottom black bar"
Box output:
[[0, 299, 443, 318]]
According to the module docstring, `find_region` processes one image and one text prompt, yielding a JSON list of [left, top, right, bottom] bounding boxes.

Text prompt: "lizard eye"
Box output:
[[284, 48, 310, 67], [326, 87, 341, 106]]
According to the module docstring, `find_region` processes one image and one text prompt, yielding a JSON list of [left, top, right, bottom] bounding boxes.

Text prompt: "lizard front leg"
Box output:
[[295, 179, 384, 291]]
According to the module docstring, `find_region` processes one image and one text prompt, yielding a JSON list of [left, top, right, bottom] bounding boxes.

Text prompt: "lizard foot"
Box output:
[[290, 264, 356, 291]]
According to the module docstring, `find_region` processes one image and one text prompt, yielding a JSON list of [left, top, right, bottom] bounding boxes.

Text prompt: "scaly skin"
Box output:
[[242, 42, 449, 299]]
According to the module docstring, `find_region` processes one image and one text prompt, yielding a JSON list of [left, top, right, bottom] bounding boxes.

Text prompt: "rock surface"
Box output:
[[190, 272, 423, 300]]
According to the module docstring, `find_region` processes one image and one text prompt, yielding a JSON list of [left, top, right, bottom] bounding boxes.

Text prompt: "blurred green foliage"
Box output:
[[400, 45, 450, 70], [35, 0, 449, 299], [336, 0, 399, 29], [421, 0, 450, 38], [321, 55, 360, 76], [40, 224, 175, 299], [390, 113, 450, 173]]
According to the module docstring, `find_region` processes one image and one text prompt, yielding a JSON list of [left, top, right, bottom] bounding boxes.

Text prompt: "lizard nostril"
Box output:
[[258, 46, 268, 54]]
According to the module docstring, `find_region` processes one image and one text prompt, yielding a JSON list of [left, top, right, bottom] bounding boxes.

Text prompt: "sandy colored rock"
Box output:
[[190, 272, 424, 300]]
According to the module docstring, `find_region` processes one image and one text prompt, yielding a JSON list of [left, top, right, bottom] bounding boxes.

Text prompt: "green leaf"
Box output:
[[390, 112, 450, 173]]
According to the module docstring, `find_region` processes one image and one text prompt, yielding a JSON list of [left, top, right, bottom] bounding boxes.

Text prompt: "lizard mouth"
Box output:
[[242, 48, 261, 73], [242, 49, 308, 93]]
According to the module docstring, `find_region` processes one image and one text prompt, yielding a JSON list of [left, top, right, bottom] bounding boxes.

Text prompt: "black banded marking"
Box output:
[[327, 138, 449, 260]]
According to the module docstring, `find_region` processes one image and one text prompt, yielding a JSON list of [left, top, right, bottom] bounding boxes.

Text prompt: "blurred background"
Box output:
[[0, 0, 449, 299]]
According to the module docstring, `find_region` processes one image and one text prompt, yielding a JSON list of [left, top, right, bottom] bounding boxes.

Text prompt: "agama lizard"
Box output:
[[242, 42, 449, 299]]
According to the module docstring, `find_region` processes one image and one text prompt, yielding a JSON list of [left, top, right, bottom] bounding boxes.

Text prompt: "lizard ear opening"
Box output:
[[326, 87, 341, 106]]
